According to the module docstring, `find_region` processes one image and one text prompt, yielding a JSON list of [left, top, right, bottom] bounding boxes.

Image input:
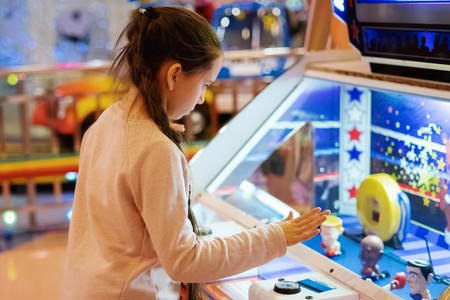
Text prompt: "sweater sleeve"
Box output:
[[131, 140, 287, 283]]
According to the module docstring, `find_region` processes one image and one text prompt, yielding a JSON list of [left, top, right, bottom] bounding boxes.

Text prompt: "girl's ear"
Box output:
[[166, 63, 182, 91]]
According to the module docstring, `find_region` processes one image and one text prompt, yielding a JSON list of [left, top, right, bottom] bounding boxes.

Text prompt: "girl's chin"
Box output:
[[169, 114, 184, 120], [169, 110, 191, 120]]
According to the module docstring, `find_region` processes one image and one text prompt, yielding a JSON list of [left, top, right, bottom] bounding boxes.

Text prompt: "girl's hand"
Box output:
[[277, 207, 330, 246]]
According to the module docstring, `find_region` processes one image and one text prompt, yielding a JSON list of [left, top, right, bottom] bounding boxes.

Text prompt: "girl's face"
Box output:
[[166, 57, 222, 120]]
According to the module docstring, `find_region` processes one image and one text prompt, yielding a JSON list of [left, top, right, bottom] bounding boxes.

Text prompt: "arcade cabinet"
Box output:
[[189, 0, 450, 299]]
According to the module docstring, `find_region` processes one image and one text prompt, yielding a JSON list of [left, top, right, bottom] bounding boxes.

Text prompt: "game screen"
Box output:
[[364, 28, 450, 62], [335, 0, 450, 67], [370, 90, 450, 235], [210, 77, 449, 242]]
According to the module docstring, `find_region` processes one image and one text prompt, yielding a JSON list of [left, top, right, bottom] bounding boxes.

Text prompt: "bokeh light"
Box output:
[[221, 17, 230, 27], [2, 211, 18, 225], [7, 74, 19, 86], [65, 172, 78, 181]]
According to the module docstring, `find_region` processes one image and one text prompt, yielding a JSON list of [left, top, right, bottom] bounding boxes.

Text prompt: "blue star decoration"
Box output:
[[348, 145, 362, 161], [348, 87, 363, 102]]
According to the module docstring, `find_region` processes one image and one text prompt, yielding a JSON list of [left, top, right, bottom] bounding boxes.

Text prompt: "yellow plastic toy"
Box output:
[[356, 173, 401, 241]]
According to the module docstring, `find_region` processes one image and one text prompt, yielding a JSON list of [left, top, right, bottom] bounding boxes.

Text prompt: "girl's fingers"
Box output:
[[283, 211, 294, 222], [302, 217, 327, 233], [297, 208, 330, 221], [279, 208, 330, 245], [291, 208, 321, 224], [294, 210, 330, 227], [295, 214, 328, 235], [300, 207, 322, 218]]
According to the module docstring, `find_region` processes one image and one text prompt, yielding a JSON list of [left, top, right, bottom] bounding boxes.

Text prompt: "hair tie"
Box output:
[[139, 7, 160, 21]]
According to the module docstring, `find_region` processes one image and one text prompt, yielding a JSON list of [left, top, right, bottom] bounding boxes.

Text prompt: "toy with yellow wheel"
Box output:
[[356, 173, 411, 249]]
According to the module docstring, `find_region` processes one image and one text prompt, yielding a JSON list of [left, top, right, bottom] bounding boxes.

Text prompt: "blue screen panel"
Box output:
[[371, 90, 450, 234]]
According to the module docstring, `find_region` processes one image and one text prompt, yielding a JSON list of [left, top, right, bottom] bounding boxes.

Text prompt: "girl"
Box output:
[[61, 7, 330, 300]]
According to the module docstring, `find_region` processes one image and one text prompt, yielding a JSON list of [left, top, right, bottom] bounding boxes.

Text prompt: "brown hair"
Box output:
[[111, 7, 221, 299]]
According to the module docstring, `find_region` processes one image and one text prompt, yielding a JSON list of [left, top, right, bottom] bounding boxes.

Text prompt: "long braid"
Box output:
[[137, 76, 203, 300], [135, 69, 203, 300]]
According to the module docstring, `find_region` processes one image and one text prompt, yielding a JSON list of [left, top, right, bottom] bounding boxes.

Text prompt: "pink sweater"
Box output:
[[61, 98, 287, 299]]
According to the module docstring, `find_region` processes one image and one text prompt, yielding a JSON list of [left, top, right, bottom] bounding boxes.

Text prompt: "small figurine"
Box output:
[[359, 235, 387, 280], [320, 215, 344, 257], [406, 259, 434, 300]]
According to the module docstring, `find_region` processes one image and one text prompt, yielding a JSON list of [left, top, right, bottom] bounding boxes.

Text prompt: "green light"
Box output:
[[7, 74, 18, 86], [2, 210, 17, 225]]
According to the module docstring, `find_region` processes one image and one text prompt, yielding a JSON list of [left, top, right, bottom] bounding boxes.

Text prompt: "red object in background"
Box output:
[[0, 164, 79, 180], [33, 102, 77, 135], [32, 102, 49, 126], [196, 2, 215, 22], [57, 109, 77, 134]]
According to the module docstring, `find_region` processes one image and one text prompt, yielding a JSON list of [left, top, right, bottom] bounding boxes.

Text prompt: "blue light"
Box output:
[[333, 0, 345, 12], [67, 209, 73, 221], [65, 172, 78, 181], [76, 42, 88, 53], [28, 41, 36, 49]]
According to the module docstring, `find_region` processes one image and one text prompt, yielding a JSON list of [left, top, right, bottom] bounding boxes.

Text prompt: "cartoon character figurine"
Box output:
[[406, 259, 434, 300], [320, 215, 344, 257], [359, 235, 387, 280]]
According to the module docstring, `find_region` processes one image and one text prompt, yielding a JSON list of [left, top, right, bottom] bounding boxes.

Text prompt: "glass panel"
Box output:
[[211, 78, 341, 222], [207, 74, 450, 235]]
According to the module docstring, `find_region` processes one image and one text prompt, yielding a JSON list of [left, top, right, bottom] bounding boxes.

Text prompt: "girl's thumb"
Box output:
[[283, 211, 294, 221]]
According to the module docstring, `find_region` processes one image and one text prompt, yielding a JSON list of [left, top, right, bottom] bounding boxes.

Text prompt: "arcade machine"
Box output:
[[189, 1, 450, 299]]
